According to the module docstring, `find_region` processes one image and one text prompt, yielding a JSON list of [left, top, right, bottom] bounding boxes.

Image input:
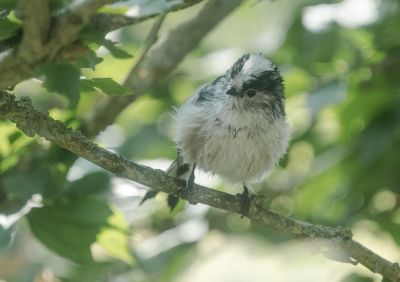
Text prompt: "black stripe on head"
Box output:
[[230, 54, 251, 79], [248, 68, 285, 98]]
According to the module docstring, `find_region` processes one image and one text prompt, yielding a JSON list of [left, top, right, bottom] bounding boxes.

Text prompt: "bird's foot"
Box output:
[[182, 163, 197, 203], [183, 173, 196, 199], [237, 188, 251, 219]]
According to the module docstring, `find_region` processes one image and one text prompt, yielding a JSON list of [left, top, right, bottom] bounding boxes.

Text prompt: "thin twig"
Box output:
[[122, 13, 167, 87]]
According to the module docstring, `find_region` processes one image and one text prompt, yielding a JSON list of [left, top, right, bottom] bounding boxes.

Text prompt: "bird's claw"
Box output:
[[237, 189, 251, 219], [183, 172, 195, 199]]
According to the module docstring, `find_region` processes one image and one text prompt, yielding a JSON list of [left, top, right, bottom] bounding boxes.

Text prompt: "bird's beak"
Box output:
[[226, 88, 240, 97]]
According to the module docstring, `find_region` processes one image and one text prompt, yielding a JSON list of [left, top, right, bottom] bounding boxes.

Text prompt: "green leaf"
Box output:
[[0, 18, 21, 41], [27, 199, 113, 264], [81, 78, 135, 96], [0, 0, 16, 9], [60, 172, 110, 197], [77, 50, 104, 70], [79, 27, 133, 59], [97, 228, 135, 266], [36, 62, 81, 106], [97, 208, 134, 265], [3, 173, 45, 202], [101, 39, 133, 58]]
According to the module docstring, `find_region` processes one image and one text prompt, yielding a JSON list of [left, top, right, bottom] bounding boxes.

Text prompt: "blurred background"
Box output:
[[1, 0, 400, 281]]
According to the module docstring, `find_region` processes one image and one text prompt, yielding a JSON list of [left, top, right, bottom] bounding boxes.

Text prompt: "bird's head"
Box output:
[[225, 54, 286, 120]]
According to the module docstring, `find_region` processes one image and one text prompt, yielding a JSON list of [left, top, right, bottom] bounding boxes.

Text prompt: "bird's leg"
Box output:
[[183, 163, 196, 199], [239, 182, 251, 218]]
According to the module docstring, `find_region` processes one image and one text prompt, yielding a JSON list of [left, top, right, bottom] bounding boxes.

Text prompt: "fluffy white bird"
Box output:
[[141, 54, 291, 218]]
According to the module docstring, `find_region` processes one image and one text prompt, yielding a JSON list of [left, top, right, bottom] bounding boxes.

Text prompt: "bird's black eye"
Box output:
[[246, 89, 256, 97]]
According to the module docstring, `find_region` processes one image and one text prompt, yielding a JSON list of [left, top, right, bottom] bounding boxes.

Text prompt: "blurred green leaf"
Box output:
[[97, 228, 135, 266], [372, 12, 400, 54], [77, 50, 104, 70], [0, 224, 15, 250], [79, 28, 133, 59], [60, 172, 110, 197], [3, 173, 45, 202], [36, 62, 81, 106], [0, 0, 16, 9], [81, 78, 135, 96], [0, 18, 20, 41], [27, 199, 113, 264]]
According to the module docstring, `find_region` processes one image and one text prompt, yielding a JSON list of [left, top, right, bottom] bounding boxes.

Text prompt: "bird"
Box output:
[[140, 53, 291, 218]]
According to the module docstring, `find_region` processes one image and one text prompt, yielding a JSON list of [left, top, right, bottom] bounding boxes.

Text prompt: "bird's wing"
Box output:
[[166, 150, 191, 179], [184, 83, 208, 105]]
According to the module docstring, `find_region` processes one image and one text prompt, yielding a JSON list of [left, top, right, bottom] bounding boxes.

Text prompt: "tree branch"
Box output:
[[83, 0, 243, 137], [1, 90, 399, 282], [16, 0, 50, 64]]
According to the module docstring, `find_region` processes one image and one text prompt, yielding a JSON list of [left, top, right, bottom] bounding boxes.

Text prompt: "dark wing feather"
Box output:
[[139, 189, 159, 206], [140, 150, 190, 210]]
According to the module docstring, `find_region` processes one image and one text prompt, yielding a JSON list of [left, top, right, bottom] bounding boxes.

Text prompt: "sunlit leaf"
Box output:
[[97, 228, 135, 265], [97, 6, 129, 15], [97, 208, 134, 265], [79, 27, 133, 59], [81, 78, 135, 96]]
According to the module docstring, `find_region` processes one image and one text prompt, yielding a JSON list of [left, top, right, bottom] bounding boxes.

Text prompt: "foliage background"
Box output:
[[1, 0, 400, 281]]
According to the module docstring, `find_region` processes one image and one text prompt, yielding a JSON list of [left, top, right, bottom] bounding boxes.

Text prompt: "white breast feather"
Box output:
[[173, 91, 290, 183]]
